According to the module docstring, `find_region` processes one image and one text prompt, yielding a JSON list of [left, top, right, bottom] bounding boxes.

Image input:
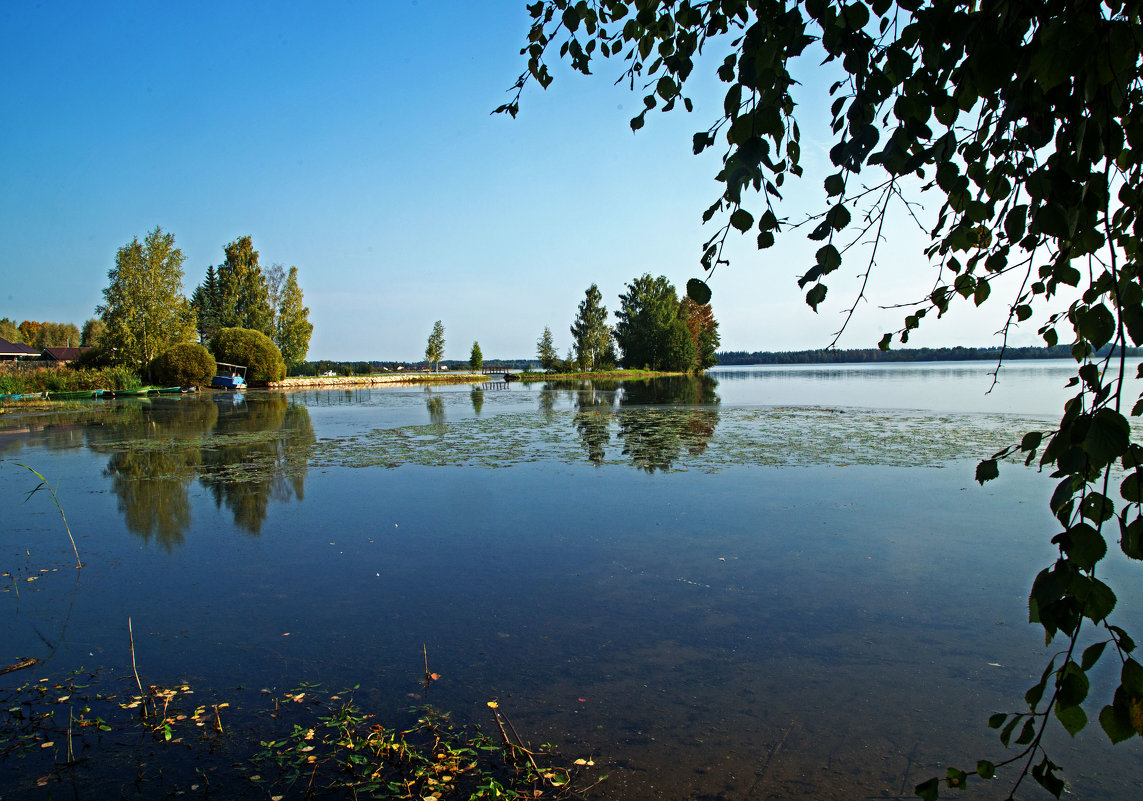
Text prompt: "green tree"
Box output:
[[191, 265, 224, 344], [217, 236, 273, 336], [536, 326, 558, 371], [97, 226, 197, 370], [80, 317, 106, 347], [274, 266, 313, 366], [504, 1, 1143, 795], [0, 317, 21, 343], [33, 322, 81, 348], [425, 320, 445, 371], [614, 274, 694, 371], [570, 283, 613, 371], [264, 263, 286, 333], [469, 340, 484, 372]]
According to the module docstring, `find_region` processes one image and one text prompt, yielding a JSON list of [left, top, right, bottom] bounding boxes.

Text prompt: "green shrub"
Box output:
[[209, 328, 286, 385], [150, 343, 216, 387]]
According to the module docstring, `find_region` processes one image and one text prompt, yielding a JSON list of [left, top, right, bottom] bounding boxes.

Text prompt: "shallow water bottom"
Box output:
[[6, 454, 1141, 799]]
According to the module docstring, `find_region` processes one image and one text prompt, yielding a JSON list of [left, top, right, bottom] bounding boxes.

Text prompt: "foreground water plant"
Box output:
[[17, 465, 81, 569], [0, 669, 601, 800]]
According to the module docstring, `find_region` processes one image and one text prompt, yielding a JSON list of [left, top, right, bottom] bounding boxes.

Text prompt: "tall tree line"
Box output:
[[0, 318, 82, 348], [191, 235, 313, 365], [540, 276, 719, 373]]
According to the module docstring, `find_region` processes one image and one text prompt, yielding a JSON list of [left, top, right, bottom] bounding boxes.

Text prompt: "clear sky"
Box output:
[[1, 1, 1054, 361]]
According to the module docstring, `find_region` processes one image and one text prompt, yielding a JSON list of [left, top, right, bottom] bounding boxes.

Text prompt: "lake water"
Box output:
[[2, 360, 1141, 799]]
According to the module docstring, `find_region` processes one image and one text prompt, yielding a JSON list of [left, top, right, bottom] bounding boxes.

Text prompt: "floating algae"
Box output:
[[310, 405, 1053, 472]]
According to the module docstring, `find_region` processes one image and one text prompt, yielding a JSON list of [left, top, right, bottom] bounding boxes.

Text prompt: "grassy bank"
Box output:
[[271, 372, 487, 389], [0, 364, 141, 395]]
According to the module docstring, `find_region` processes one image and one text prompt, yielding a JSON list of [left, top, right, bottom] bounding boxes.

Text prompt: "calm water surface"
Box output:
[[2, 362, 1141, 799]]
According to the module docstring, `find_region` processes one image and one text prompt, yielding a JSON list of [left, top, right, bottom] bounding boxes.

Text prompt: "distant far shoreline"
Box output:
[[715, 344, 1139, 366]]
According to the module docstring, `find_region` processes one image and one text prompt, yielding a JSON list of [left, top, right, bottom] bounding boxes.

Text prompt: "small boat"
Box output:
[[151, 386, 185, 395], [46, 390, 100, 400], [211, 363, 247, 389], [104, 387, 151, 398], [0, 392, 45, 401]]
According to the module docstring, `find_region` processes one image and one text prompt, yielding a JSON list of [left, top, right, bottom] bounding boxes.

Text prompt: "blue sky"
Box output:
[[1, 1, 1048, 361]]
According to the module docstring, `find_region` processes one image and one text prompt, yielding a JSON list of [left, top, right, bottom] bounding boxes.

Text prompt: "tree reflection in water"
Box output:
[[425, 390, 446, 426], [572, 386, 617, 465], [96, 395, 314, 545], [616, 376, 719, 472], [199, 395, 314, 534], [558, 375, 719, 470]]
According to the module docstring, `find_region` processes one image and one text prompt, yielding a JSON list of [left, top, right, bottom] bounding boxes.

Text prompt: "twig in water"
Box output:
[[422, 643, 440, 690], [0, 657, 38, 676], [18, 465, 82, 568], [128, 617, 144, 700], [495, 707, 542, 775]]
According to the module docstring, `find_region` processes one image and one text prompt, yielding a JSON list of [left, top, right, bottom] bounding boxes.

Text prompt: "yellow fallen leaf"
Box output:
[[486, 700, 499, 709]]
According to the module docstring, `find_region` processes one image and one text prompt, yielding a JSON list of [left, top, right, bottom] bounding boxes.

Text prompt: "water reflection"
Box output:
[[470, 387, 484, 416], [572, 387, 616, 465], [197, 395, 314, 535], [79, 395, 314, 547], [425, 390, 446, 426], [556, 375, 719, 471], [101, 399, 216, 547]]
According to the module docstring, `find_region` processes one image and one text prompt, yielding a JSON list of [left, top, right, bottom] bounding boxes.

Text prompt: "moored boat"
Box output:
[[211, 363, 247, 389], [46, 389, 100, 400]]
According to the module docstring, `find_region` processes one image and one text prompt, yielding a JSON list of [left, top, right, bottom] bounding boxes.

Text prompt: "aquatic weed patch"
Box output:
[[246, 690, 601, 800], [0, 671, 601, 800], [311, 406, 1055, 472]]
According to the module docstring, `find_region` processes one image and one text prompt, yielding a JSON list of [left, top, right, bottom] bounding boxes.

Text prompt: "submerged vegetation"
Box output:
[[0, 670, 601, 800]]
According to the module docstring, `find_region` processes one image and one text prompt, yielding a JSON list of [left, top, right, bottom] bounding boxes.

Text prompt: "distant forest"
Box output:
[[715, 344, 1141, 365]]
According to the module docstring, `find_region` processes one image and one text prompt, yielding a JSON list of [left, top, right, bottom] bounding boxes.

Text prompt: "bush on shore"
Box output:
[[209, 327, 286, 385], [150, 343, 216, 387]]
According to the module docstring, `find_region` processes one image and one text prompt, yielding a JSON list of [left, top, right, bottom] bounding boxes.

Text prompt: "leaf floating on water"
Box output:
[[486, 700, 499, 709]]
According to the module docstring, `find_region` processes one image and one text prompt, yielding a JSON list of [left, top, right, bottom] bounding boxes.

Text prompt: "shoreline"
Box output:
[[269, 372, 487, 389]]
